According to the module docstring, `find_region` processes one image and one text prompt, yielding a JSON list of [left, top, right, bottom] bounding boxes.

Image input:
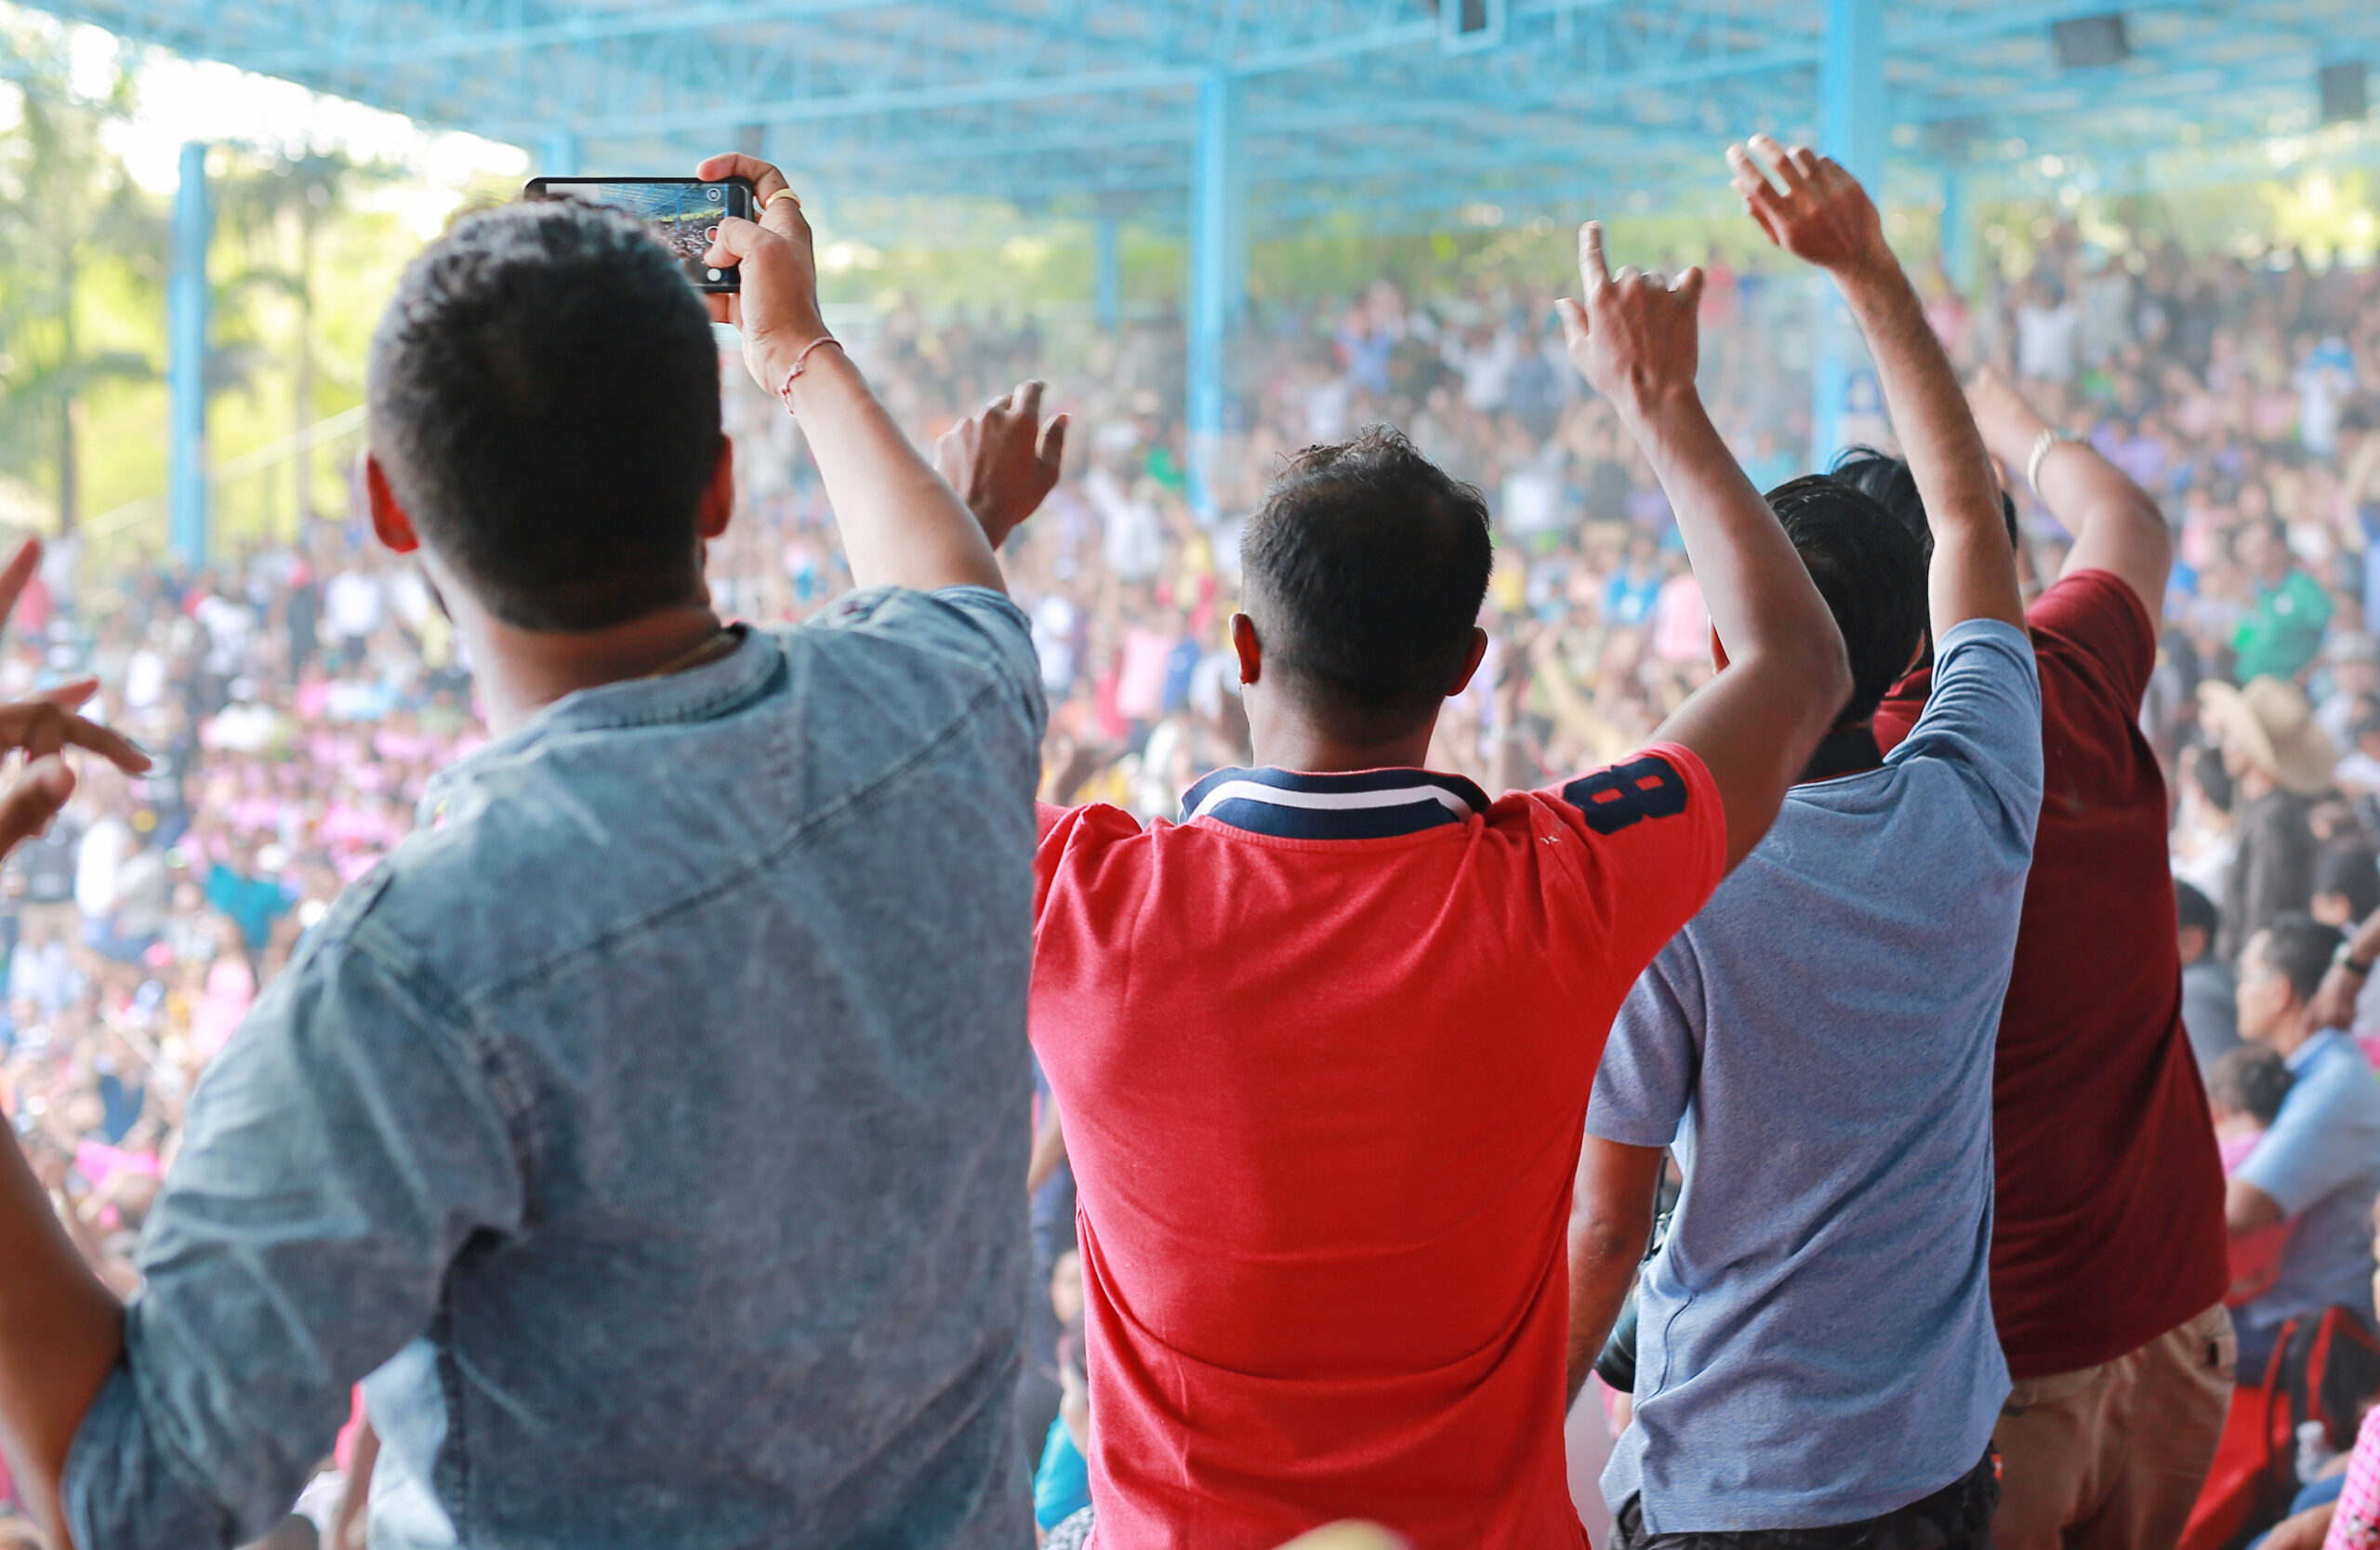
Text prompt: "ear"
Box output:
[[1230, 613, 1263, 688], [364, 455, 419, 555], [698, 436, 735, 541], [1708, 625, 1731, 673], [1445, 627, 1490, 697]]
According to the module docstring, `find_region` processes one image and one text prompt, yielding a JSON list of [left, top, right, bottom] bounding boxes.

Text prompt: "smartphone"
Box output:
[[522, 176, 757, 293]]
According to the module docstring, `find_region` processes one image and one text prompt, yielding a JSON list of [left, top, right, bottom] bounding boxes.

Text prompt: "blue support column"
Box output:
[[1939, 169, 1975, 295], [168, 141, 211, 567], [1185, 71, 1245, 524], [1810, 0, 1886, 472], [1094, 215, 1122, 334], [542, 129, 581, 177]]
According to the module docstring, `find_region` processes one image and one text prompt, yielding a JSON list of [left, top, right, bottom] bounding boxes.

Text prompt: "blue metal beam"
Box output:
[[169, 141, 210, 568], [1094, 214, 1121, 333], [1812, 0, 1885, 473], [1186, 69, 1244, 524]]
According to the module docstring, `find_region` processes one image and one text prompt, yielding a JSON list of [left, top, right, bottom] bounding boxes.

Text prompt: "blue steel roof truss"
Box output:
[[26, 0, 2380, 233]]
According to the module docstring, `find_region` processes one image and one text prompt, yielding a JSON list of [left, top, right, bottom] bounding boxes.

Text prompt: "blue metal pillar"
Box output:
[[1939, 169, 1975, 295], [1094, 215, 1122, 334], [1810, 0, 1886, 472], [542, 129, 581, 177], [1186, 71, 1245, 524], [168, 141, 211, 567]]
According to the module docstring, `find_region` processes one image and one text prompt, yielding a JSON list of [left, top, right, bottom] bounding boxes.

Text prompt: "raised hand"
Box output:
[[1726, 134, 1892, 279], [1554, 221, 1705, 419], [934, 381, 1069, 551]]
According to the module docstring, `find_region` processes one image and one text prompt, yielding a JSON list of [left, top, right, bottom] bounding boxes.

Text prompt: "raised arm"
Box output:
[[696, 153, 1005, 596], [1729, 137, 2024, 636], [1968, 366, 2172, 617], [1557, 222, 1850, 870]]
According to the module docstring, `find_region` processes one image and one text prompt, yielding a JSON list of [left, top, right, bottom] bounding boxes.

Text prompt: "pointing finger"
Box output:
[[1579, 221, 1612, 290], [35, 678, 98, 711]]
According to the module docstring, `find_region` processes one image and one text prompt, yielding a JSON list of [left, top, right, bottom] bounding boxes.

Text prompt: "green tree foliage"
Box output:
[[0, 20, 157, 532]]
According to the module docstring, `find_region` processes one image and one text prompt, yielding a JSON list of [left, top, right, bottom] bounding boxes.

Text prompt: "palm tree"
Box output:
[[0, 24, 156, 533], [213, 148, 386, 529]]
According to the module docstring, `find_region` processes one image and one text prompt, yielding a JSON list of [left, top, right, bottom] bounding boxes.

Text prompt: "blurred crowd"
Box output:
[[7, 215, 2380, 1542]]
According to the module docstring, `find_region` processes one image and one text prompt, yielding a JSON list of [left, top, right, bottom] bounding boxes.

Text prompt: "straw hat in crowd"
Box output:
[[2199, 676, 2339, 798]]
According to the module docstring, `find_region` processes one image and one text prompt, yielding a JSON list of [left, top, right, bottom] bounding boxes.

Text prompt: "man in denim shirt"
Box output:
[[0, 156, 1049, 1549]]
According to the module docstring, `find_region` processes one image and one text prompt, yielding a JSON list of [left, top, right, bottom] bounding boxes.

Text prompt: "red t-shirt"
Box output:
[[1030, 748, 1726, 1549], [1874, 569, 2228, 1378]]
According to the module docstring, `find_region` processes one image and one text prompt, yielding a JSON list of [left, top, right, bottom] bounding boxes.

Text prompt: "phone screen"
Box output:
[[522, 177, 756, 293]]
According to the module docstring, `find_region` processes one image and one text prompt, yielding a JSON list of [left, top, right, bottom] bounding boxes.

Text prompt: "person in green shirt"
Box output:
[[2234, 517, 2334, 682]]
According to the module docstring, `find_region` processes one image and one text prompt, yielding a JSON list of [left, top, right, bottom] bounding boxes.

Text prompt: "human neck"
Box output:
[[459, 599, 726, 735], [1249, 712, 1438, 775], [2262, 1013, 2323, 1062]]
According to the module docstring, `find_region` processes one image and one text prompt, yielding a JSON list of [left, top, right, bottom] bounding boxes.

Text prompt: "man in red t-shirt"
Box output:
[[1845, 370, 2232, 1549], [940, 233, 1851, 1547]]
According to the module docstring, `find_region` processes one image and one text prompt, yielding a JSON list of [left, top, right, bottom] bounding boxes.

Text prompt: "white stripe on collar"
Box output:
[[1186, 778, 1477, 824]]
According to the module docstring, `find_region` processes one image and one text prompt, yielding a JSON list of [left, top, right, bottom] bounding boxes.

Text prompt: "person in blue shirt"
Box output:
[[1033, 1324, 1091, 1533], [203, 835, 290, 957], [0, 156, 1051, 1550], [1569, 138, 2039, 1548], [2229, 913, 2380, 1378]]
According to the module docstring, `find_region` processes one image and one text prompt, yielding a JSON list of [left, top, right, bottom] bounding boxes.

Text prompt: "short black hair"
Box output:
[[2207, 1042, 2294, 1126], [367, 199, 721, 631], [1240, 426, 1492, 738], [1765, 475, 1927, 730], [2252, 912, 2342, 1006], [2317, 844, 2380, 923], [2175, 879, 2221, 942], [1827, 447, 2021, 565]]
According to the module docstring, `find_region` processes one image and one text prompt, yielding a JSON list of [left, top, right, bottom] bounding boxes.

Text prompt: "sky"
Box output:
[[17, 4, 529, 237]]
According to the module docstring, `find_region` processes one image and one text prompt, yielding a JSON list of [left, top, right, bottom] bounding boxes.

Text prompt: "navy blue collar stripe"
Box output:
[[1180, 767, 1489, 840]]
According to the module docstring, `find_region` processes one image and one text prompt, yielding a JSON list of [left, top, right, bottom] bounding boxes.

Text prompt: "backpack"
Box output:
[[2183, 1307, 2380, 1550]]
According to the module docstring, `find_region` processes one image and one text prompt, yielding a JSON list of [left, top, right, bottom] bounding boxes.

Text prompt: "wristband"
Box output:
[[2026, 427, 2076, 493], [774, 336, 843, 411], [2336, 939, 2375, 976]]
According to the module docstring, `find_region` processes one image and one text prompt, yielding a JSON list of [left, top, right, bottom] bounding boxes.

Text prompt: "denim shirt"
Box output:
[[65, 586, 1047, 1550]]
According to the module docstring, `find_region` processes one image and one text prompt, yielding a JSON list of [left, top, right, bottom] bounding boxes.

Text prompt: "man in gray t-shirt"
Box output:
[[1567, 140, 2042, 1548]]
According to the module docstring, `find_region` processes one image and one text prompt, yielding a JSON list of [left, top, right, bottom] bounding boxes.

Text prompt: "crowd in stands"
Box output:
[[6, 137, 2380, 1549]]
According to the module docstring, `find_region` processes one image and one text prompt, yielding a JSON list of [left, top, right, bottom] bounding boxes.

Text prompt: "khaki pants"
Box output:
[[1992, 1303, 2236, 1550]]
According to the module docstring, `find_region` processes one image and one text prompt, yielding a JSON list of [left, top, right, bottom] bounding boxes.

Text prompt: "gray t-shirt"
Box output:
[[1588, 619, 2043, 1532]]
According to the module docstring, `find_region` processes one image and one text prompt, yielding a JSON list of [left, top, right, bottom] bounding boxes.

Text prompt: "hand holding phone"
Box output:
[[689, 153, 832, 402]]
